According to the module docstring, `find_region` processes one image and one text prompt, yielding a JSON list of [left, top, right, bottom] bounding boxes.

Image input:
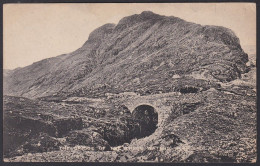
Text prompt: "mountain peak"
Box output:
[[116, 11, 164, 28], [139, 11, 160, 18]]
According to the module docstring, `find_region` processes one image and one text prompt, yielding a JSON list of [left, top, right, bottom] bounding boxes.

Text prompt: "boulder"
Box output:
[[21, 133, 62, 154], [66, 129, 111, 151], [52, 117, 83, 137]]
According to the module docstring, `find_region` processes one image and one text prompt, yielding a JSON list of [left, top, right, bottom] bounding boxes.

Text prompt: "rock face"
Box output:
[[3, 96, 83, 157], [3, 11, 248, 98], [66, 129, 111, 151], [20, 133, 62, 154]]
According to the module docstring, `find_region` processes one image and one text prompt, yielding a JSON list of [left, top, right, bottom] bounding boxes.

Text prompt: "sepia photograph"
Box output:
[[3, 3, 256, 162]]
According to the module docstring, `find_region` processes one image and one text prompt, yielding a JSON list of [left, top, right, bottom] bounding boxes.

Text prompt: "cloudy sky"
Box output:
[[3, 3, 256, 69]]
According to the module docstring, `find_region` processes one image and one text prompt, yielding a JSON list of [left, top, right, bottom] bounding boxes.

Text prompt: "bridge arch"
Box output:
[[126, 102, 157, 113], [131, 104, 158, 138]]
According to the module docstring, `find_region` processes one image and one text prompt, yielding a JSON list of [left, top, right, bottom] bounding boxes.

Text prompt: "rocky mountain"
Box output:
[[4, 11, 249, 99]]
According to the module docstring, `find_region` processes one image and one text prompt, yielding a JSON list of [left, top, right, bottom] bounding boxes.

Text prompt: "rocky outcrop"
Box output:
[[52, 118, 83, 137], [3, 96, 83, 157], [66, 129, 111, 151], [20, 133, 62, 154]]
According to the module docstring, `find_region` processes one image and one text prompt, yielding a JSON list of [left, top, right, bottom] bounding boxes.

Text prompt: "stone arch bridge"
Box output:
[[110, 92, 203, 127]]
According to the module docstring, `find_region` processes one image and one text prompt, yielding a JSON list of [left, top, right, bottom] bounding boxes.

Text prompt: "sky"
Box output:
[[3, 3, 256, 69]]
